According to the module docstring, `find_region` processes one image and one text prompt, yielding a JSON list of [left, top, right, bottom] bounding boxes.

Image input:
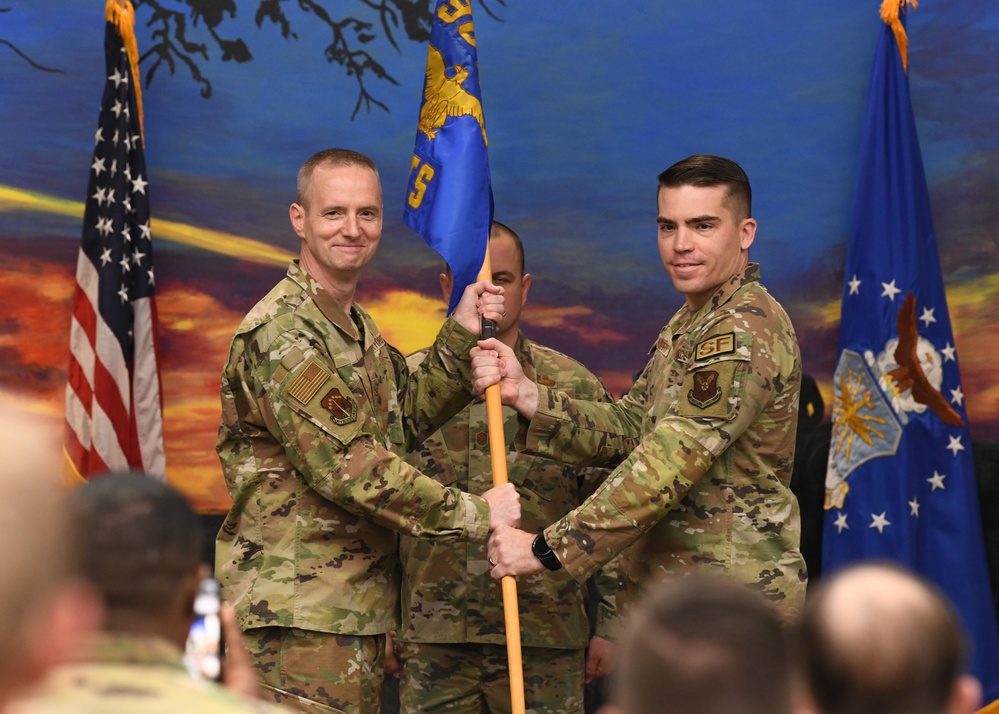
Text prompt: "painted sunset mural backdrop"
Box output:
[[1, 0, 996, 510]]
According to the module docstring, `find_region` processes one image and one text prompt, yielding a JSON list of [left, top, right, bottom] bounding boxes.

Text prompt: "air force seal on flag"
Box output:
[[826, 349, 902, 510], [826, 293, 965, 511]]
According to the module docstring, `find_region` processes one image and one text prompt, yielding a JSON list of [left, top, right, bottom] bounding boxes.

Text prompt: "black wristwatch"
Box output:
[[531, 533, 563, 571]]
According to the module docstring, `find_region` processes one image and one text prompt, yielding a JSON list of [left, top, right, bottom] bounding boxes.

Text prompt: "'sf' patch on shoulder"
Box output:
[[694, 332, 735, 360]]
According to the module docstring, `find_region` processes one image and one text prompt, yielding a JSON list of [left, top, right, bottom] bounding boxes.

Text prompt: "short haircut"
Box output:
[[444, 220, 526, 279], [490, 220, 526, 275], [68, 472, 202, 618], [657, 154, 752, 220], [611, 575, 791, 714], [799, 563, 968, 714], [296, 148, 380, 207]]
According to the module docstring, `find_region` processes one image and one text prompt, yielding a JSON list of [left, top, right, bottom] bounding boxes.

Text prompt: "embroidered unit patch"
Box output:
[[688, 370, 722, 409], [322, 387, 358, 425], [694, 332, 736, 360]]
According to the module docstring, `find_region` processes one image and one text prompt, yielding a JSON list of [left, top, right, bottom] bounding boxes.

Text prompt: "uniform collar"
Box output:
[[287, 259, 368, 343], [672, 262, 761, 334], [75, 631, 187, 671]]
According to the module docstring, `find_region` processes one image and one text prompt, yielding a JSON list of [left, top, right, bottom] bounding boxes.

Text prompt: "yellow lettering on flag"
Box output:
[[408, 156, 436, 209]]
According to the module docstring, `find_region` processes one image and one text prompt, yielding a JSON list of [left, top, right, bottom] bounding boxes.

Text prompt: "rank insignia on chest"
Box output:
[[322, 387, 358, 425], [688, 369, 722, 409]]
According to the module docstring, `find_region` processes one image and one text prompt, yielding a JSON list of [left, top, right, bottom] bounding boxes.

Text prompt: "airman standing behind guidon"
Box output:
[[475, 154, 807, 620], [393, 222, 622, 714], [215, 148, 520, 714]]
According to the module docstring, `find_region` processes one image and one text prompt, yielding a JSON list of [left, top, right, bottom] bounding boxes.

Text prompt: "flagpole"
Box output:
[[477, 249, 526, 714], [401, 0, 523, 705]]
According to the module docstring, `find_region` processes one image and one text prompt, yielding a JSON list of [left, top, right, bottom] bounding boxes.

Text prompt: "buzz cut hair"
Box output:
[[68, 472, 202, 618], [297, 148, 380, 207], [444, 220, 527, 279], [490, 220, 526, 275]]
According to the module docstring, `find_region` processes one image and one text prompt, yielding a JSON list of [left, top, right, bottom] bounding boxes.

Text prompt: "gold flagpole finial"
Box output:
[[879, 0, 918, 73]]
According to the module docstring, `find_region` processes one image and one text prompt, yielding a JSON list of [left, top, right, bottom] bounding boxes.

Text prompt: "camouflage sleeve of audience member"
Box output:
[[256, 328, 490, 543], [542, 327, 789, 582]]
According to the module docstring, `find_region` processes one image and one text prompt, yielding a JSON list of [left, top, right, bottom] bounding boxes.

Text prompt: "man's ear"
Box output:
[[19, 581, 103, 688], [739, 217, 757, 251], [289, 203, 305, 238], [949, 674, 982, 714], [439, 272, 453, 305], [521, 273, 532, 305]]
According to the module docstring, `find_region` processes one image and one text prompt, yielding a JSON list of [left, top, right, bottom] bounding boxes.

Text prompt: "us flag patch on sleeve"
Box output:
[[287, 360, 331, 404]]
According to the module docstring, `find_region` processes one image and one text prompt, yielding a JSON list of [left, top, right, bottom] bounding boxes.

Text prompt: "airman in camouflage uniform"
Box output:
[[8, 634, 289, 714], [215, 149, 518, 714], [480, 155, 807, 621], [10, 472, 289, 714], [396, 223, 621, 714]]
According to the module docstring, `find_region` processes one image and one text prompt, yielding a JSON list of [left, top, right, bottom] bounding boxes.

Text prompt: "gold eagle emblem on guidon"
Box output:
[[417, 44, 488, 147]]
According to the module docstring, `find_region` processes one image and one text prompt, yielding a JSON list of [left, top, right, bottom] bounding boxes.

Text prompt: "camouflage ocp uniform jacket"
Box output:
[[400, 334, 622, 649], [529, 263, 807, 619], [216, 260, 491, 636], [7, 633, 286, 714]]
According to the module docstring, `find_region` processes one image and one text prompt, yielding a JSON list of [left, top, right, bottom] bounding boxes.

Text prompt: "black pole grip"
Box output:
[[480, 316, 497, 340]]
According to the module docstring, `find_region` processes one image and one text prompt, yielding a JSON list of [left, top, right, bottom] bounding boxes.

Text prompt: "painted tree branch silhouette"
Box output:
[[132, 0, 504, 118], [0, 7, 64, 73]]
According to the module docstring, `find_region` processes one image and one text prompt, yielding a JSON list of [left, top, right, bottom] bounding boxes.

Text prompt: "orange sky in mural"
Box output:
[[2, 189, 997, 511]]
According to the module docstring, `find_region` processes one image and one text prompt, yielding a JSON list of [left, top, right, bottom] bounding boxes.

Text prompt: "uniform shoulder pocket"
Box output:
[[677, 331, 752, 420]]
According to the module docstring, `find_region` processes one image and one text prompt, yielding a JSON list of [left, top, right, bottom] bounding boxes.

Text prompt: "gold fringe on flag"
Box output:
[[879, 0, 918, 73], [104, 0, 145, 146]]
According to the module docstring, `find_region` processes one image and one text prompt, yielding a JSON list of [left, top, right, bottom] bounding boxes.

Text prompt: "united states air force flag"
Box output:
[[823, 3, 999, 697], [404, 0, 492, 316]]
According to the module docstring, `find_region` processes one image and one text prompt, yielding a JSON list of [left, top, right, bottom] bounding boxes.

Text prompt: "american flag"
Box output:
[[64, 1, 165, 480]]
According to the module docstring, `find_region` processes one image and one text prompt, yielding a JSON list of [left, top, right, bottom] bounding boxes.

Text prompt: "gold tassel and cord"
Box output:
[[879, 0, 918, 73], [104, 0, 145, 146]]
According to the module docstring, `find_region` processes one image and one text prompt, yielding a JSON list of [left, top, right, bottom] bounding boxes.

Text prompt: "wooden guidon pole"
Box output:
[[476, 250, 526, 714]]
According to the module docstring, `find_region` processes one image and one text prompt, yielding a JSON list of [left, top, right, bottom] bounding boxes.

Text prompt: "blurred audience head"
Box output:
[[0, 394, 99, 709], [602, 574, 794, 714], [67, 471, 205, 648], [798, 562, 981, 714]]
